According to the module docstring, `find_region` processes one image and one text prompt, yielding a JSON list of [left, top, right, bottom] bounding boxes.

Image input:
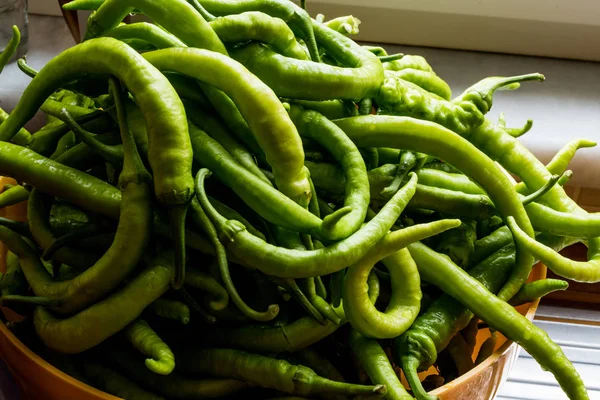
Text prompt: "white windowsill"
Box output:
[[30, 0, 600, 61]]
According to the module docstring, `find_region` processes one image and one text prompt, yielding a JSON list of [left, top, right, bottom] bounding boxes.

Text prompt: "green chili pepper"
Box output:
[[546, 138, 596, 176], [6, 75, 151, 314], [101, 22, 186, 48], [0, 26, 20, 74], [210, 12, 309, 60], [124, 319, 175, 376], [508, 216, 600, 282], [62, 0, 104, 10], [294, 347, 346, 383], [349, 329, 413, 400], [197, 0, 321, 62], [177, 347, 387, 397], [509, 278, 568, 306], [344, 221, 459, 339], [229, 21, 384, 100], [415, 168, 484, 195], [33, 250, 174, 353], [408, 241, 588, 400], [289, 105, 369, 240]]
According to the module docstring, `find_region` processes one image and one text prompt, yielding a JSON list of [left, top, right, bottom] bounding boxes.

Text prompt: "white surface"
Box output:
[[29, 0, 62, 17], [316, 0, 600, 26]]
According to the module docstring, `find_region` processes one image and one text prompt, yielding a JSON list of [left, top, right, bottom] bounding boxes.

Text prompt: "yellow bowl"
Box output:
[[0, 177, 544, 399]]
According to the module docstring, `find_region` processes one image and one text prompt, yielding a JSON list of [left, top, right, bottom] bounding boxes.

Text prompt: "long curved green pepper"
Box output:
[[124, 319, 175, 376], [177, 348, 387, 397], [143, 47, 311, 207], [344, 222, 460, 339], [288, 105, 369, 240], [545, 138, 596, 176], [101, 22, 186, 48], [209, 12, 309, 60], [349, 330, 413, 400], [84, 0, 227, 54], [228, 21, 384, 100], [415, 168, 484, 195], [33, 251, 175, 354], [408, 241, 588, 400], [0, 26, 20, 74], [508, 216, 600, 282], [196, 0, 321, 62], [334, 115, 536, 300], [509, 278, 569, 306]]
